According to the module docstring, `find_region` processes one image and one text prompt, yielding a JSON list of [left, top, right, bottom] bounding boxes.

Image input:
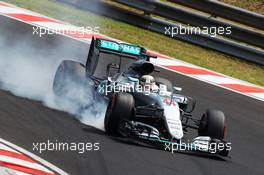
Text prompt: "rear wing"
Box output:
[[85, 37, 156, 79]]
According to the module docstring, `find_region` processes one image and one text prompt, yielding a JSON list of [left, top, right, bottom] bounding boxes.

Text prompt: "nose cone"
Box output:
[[163, 103, 184, 139]]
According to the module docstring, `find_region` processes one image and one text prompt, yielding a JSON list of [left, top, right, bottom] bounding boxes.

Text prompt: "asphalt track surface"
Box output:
[[1, 15, 264, 175]]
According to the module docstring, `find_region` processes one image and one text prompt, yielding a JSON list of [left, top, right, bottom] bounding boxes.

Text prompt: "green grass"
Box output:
[[222, 0, 264, 15], [2, 0, 264, 86]]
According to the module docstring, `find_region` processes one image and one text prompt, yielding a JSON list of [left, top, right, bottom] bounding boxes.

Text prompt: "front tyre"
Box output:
[[53, 60, 86, 97], [104, 92, 135, 135], [198, 109, 226, 140]]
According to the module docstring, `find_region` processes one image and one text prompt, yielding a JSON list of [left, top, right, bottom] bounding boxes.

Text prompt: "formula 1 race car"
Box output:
[[53, 38, 230, 157]]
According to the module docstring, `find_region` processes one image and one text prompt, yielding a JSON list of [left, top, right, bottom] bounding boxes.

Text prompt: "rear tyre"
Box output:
[[104, 92, 135, 135], [198, 109, 226, 140]]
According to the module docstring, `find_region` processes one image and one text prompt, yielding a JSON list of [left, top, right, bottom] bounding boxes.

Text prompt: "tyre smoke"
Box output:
[[0, 17, 106, 130]]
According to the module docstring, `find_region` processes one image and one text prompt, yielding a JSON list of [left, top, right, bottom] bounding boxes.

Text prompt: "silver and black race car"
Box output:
[[53, 38, 231, 157]]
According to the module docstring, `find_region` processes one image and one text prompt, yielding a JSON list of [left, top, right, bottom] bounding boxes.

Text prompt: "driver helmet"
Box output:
[[139, 75, 158, 91]]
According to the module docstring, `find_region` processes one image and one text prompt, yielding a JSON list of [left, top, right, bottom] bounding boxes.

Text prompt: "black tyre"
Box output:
[[198, 109, 226, 140], [104, 92, 135, 135], [53, 60, 85, 96], [53, 62, 68, 96]]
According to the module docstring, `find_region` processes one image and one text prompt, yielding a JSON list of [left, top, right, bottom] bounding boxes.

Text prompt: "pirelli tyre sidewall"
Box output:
[[198, 109, 226, 140], [104, 92, 135, 135]]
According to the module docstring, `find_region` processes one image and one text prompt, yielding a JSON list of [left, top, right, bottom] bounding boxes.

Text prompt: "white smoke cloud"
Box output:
[[0, 24, 106, 130]]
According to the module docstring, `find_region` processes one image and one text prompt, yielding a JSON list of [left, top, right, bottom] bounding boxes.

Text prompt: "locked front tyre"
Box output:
[[53, 60, 86, 97]]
